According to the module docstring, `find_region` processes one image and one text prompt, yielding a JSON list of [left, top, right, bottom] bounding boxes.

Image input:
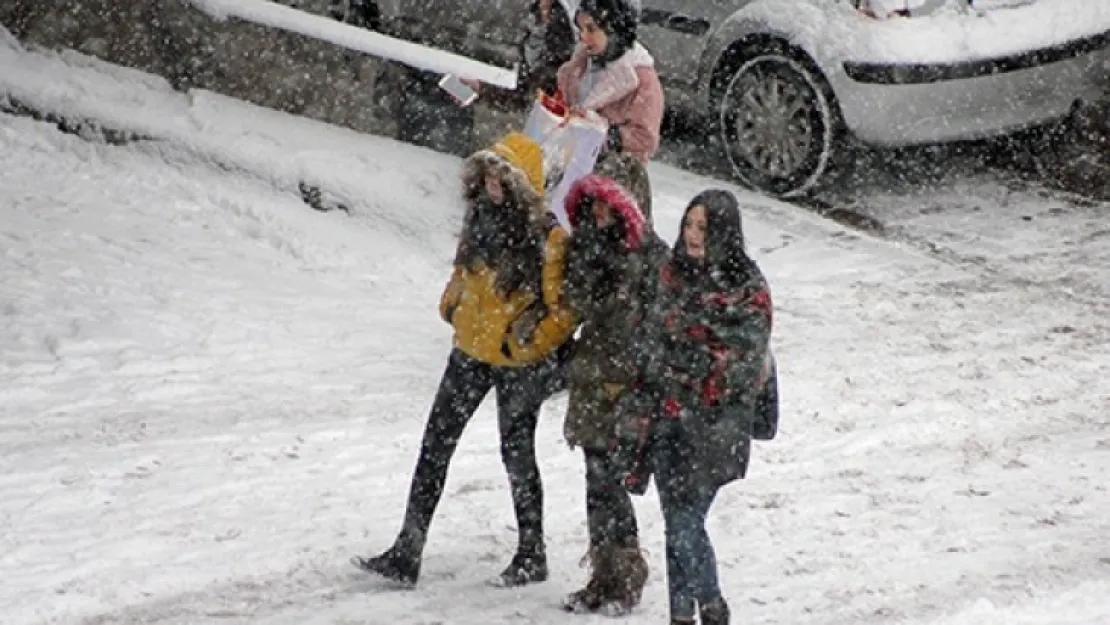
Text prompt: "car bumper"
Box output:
[[831, 34, 1110, 146]]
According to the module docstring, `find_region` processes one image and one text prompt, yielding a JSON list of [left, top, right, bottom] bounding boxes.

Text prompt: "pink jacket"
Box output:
[[556, 43, 664, 163]]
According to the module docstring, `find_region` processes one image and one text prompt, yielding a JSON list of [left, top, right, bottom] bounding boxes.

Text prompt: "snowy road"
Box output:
[[2, 35, 1110, 625], [657, 125, 1110, 317]]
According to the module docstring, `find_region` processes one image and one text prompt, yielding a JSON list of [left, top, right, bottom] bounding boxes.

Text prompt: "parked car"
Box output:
[[330, 0, 1110, 198]]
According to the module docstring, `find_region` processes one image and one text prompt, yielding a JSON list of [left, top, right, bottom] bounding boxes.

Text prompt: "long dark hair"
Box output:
[[455, 154, 545, 297], [672, 189, 752, 287], [577, 0, 638, 66]]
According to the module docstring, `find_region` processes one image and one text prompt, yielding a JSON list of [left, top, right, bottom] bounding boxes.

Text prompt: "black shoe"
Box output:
[[351, 547, 421, 586], [490, 551, 548, 587], [700, 597, 731, 625]]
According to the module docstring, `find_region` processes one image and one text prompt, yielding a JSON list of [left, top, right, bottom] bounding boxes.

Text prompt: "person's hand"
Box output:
[[460, 77, 482, 91], [569, 106, 587, 118], [511, 307, 544, 344]]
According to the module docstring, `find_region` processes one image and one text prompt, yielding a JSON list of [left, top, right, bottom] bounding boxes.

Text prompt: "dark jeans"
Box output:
[[653, 421, 722, 619], [393, 348, 563, 558], [584, 448, 639, 550]]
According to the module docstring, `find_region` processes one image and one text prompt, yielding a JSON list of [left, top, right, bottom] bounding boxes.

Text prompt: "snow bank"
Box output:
[[0, 20, 19, 49], [0, 31, 463, 262], [187, 0, 518, 89]]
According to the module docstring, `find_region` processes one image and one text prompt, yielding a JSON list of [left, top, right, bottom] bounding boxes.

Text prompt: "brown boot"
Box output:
[[598, 542, 649, 616], [561, 547, 613, 614]]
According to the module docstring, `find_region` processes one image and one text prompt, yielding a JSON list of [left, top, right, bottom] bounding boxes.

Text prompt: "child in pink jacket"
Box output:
[[556, 0, 664, 164]]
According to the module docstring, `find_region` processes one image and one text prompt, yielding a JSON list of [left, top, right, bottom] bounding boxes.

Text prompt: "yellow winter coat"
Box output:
[[439, 132, 578, 367]]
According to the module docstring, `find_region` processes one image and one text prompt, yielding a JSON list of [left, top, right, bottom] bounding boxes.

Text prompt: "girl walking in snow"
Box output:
[[557, 157, 669, 616], [352, 131, 578, 588], [556, 0, 663, 163], [616, 189, 774, 625]]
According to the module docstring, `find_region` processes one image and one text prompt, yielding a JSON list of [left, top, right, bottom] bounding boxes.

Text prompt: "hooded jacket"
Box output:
[[439, 132, 578, 367], [561, 170, 668, 449], [615, 190, 774, 493]]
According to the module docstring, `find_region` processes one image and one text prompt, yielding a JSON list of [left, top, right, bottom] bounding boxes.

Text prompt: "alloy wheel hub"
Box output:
[[731, 67, 816, 179]]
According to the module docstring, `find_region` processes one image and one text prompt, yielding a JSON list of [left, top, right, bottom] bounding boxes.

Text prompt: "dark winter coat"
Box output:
[[561, 173, 668, 450], [615, 190, 774, 495], [479, 0, 576, 112], [520, 0, 577, 97]]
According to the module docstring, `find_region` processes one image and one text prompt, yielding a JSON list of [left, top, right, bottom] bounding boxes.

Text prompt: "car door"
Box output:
[[639, 0, 757, 87]]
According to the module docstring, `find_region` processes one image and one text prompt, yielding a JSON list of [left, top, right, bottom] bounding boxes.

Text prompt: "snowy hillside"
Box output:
[[2, 36, 1109, 625]]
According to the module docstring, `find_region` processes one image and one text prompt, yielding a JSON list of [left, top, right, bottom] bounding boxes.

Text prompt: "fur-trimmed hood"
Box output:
[[565, 173, 646, 250], [460, 132, 547, 228]]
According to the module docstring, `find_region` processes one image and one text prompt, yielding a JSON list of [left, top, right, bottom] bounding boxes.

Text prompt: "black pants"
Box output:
[[584, 448, 639, 550], [394, 348, 564, 558]]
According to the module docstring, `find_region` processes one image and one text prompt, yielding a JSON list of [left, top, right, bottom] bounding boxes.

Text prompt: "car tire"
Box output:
[[718, 44, 844, 198]]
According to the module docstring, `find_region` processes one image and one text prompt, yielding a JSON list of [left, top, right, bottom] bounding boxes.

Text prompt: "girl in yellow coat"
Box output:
[[354, 132, 578, 588]]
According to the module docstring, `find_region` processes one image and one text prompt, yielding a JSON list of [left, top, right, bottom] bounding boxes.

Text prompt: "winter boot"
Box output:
[[351, 545, 421, 586], [597, 543, 649, 616], [492, 549, 548, 587], [699, 597, 731, 625], [561, 547, 612, 613]]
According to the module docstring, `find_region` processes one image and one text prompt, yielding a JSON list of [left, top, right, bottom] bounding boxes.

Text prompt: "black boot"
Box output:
[[700, 597, 731, 625], [351, 545, 421, 586], [491, 550, 548, 587]]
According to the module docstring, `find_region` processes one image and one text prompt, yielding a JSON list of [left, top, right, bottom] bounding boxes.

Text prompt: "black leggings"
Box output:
[[395, 348, 564, 557]]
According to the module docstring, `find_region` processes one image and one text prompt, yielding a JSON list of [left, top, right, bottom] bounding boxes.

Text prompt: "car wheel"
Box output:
[[718, 48, 841, 198]]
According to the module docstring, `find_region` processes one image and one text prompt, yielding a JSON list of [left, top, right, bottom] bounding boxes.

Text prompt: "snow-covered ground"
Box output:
[[3, 35, 1110, 625], [659, 131, 1110, 321], [838, 172, 1110, 312]]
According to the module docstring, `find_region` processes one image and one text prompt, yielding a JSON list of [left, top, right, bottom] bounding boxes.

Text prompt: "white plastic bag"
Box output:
[[523, 97, 608, 229]]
